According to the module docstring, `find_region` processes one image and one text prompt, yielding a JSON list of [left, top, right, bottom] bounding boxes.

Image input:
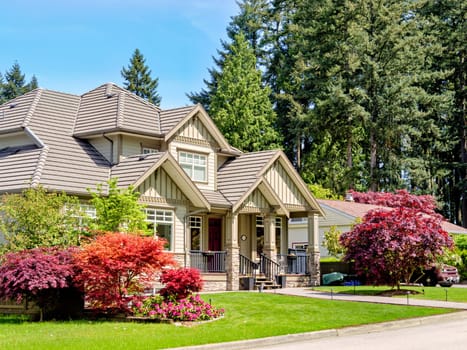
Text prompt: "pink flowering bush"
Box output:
[[132, 294, 224, 321]]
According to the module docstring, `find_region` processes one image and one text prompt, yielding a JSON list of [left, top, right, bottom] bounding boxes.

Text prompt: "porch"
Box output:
[[188, 250, 310, 290]]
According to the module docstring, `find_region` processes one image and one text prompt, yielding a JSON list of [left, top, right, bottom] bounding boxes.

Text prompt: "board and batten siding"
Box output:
[[138, 167, 188, 202], [241, 189, 270, 213], [137, 168, 189, 254], [264, 161, 307, 207]]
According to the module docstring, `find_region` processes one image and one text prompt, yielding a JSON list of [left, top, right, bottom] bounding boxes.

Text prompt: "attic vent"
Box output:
[[105, 84, 116, 98], [9, 103, 17, 108]]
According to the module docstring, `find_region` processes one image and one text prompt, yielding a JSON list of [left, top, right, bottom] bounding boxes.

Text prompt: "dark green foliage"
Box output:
[[0, 62, 38, 104], [121, 49, 161, 106], [209, 33, 282, 152]]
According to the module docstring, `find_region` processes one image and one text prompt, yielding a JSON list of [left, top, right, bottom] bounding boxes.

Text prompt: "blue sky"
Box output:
[[1, 0, 238, 108]]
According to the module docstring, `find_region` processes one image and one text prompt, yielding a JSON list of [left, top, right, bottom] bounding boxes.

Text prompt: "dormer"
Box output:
[[73, 83, 163, 164], [162, 104, 239, 191]]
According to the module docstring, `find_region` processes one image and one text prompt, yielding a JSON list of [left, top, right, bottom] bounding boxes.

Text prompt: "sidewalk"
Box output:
[[266, 287, 467, 309]]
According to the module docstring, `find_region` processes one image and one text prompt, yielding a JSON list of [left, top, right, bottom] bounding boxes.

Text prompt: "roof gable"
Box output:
[[163, 104, 234, 153], [218, 150, 323, 216], [111, 152, 210, 210]]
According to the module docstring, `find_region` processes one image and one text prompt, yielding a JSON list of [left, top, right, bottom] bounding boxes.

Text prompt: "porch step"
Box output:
[[255, 276, 281, 290]]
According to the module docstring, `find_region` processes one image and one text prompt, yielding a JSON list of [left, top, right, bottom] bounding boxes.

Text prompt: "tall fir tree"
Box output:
[[187, 0, 270, 112], [209, 33, 281, 152], [121, 49, 161, 106], [0, 62, 38, 104]]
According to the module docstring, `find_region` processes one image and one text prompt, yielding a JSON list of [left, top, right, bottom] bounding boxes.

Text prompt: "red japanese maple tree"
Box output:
[[349, 189, 437, 214], [74, 232, 175, 312], [159, 267, 203, 300], [340, 207, 453, 289], [0, 247, 80, 320]]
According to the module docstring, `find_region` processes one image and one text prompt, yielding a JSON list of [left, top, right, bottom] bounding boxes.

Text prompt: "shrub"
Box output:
[[0, 247, 82, 320], [132, 294, 224, 321], [159, 268, 203, 300], [74, 232, 175, 312]]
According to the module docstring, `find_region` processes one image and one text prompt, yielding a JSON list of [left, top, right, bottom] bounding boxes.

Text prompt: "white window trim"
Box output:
[[178, 150, 208, 182], [145, 208, 174, 251]]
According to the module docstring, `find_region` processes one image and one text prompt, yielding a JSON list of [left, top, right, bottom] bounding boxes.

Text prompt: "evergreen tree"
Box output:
[[187, 0, 271, 112], [121, 49, 161, 106], [209, 33, 281, 152]]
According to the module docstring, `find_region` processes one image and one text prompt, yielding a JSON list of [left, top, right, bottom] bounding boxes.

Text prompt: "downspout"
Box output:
[[103, 133, 114, 165], [183, 209, 208, 268]]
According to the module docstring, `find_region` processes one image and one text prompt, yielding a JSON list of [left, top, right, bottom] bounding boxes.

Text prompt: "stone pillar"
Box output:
[[263, 213, 276, 260], [306, 212, 320, 286], [225, 212, 240, 291]]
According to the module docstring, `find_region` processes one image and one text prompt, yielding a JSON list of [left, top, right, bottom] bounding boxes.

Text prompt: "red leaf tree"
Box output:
[[349, 189, 437, 214], [340, 207, 453, 289], [159, 267, 203, 300], [74, 232, 175, 312], [0, 247, 81, 320]]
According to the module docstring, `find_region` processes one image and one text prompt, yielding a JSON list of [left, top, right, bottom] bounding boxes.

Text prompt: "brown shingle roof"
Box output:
[[159, 105, 197, 135], [0, 147, 44, 192], [111, 153, 165, 188], [318, 199, 467, 235], [74, 83, 161, 137], [217, 150, 278, 205]]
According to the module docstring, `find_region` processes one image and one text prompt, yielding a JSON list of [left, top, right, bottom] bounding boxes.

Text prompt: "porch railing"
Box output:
[[260, 253, 280, 281], [277, 254, 309, 274], [189, 250, 226, 273], [239, 254, 259, 277]]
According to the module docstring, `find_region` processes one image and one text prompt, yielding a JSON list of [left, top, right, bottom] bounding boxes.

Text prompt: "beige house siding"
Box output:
[[138, 168, 188, 202], [0, 133, 33, 148], [241, 189, 270, 213], [264, 161, 307, 206], [89, 136, 113, 163], [169, 140, 216, 192]]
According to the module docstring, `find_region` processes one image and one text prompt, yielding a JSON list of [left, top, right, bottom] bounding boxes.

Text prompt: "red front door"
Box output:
[[208, 218, 222, 251]]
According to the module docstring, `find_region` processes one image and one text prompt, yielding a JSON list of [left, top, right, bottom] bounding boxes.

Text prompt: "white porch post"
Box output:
[[263, 213, 276, 260], [306, 212, 320, 286], [225, 212, 240, 291]]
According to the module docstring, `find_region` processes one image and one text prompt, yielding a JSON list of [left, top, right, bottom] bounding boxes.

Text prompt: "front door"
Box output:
[[208, 218, 222, 251]]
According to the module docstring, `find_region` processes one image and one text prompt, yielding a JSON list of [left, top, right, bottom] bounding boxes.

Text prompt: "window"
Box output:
[[179, 151, 207, 182], [256, 216, 282, 255], [189, 216, 202, 250], [142, 147, 158, 154], [145, 208, 174, 250], [275, 217, 282, 253]]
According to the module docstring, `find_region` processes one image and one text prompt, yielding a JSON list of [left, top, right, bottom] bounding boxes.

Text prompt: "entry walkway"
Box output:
[[266, 287, 467, 309]]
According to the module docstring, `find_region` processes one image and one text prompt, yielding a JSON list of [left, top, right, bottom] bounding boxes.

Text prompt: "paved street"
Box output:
[[252, 315, 467, 350]]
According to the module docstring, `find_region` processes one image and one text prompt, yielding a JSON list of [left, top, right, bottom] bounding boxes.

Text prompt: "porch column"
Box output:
[[225, 212, 240, 291], [263, 213, 276, 260], [306, 212, 320, 286]]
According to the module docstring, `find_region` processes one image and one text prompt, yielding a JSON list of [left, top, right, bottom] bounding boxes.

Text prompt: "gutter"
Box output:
[[103, 133, 114, 165]]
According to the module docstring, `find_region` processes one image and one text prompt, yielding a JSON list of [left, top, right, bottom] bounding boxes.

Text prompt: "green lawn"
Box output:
[[0, 292, 455, 350], [314, 285, 467, 302]]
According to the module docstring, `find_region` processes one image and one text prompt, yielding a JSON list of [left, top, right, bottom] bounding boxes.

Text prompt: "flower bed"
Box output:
[[131, 294, 224, 322]]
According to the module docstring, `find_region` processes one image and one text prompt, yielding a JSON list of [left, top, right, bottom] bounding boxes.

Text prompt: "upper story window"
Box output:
[[179, 151, 207, 182], [142, 147, 158, 154]]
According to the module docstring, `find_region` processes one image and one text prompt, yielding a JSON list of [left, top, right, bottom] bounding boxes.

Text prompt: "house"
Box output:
[[0, 83, 324, 290], [289, 199, 467, 257]]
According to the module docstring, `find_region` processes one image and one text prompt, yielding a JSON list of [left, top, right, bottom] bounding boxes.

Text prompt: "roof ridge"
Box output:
[[31, 146, 49, 187], [117, 92, 125, 128], [160, 105, 196, 113], [21, 89, 43, 127]]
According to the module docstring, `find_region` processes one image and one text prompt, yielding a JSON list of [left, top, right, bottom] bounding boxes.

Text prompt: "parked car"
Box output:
[[411, 264, 460, 287]]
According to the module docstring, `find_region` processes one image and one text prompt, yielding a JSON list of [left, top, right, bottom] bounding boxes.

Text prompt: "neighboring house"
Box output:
[[289, 199, 467, 257], [0, 83, 324, 290]]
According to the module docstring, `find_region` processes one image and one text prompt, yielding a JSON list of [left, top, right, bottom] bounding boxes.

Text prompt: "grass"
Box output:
[[0, 292, 455, 350], [314, 285, 467, 302]]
